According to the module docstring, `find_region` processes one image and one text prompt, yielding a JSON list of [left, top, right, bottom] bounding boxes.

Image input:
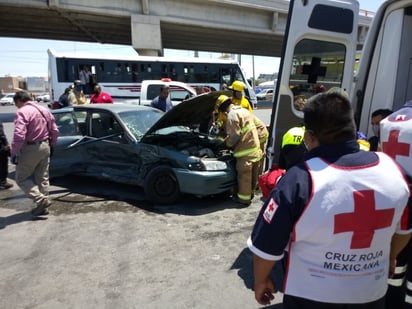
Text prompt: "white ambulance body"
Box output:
[[268, 0, 412, 167]]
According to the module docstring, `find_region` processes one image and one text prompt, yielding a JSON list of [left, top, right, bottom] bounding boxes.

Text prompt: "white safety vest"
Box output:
[[380, 111, 412, 178], [284, 153, 410, 303]]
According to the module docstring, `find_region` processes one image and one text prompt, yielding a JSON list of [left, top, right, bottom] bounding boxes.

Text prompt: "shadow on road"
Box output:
[[50, 175, 240, 216], [0, 210, 47, 230], [232, 247, 285, 308]]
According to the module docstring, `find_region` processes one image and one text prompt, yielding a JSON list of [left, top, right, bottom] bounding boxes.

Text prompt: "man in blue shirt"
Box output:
[[150, 85, 173, 112]]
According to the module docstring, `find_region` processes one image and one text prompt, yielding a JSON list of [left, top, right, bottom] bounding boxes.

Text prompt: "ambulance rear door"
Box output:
[[268, 0, 359, 168], [352, 0, 412, 136]]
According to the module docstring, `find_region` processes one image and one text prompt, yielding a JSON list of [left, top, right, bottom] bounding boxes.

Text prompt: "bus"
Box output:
[[47, 49, 257, 104]]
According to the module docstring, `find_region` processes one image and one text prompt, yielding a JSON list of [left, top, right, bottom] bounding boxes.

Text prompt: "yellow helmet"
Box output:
[[215, 94, 231, 112], [216, 94, 229, 108], [229, 80, 246, 92]]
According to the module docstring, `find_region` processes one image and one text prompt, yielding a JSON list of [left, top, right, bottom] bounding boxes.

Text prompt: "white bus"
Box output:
[[47, 48, 257, 104], [268, 0, 412, 168]]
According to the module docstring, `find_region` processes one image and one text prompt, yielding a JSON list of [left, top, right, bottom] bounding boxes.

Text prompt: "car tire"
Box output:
[[144, 166, 181, 204]]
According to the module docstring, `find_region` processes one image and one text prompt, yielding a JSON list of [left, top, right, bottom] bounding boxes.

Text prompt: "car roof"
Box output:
[[52, 103, 156, 114]]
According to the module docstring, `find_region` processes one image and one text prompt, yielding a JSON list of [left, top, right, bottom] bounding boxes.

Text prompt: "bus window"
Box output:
[[289, 39, 346, 110], [170, 65, 177, 80], [221, 68, 231, 86], [48, 49, 257, 103]]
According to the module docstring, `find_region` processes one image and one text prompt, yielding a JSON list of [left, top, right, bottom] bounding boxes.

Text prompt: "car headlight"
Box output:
[[187, 157, 228, 171]]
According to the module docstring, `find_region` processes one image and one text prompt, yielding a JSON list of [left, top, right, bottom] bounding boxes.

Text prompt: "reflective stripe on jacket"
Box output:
[[225, 105, 261, 159]]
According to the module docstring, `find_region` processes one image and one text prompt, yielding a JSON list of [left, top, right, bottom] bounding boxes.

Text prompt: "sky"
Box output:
[[0, 0, 385, 79]]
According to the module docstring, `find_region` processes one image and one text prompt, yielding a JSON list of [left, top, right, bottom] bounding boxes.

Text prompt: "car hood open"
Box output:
[[144, 90, 231, 135]]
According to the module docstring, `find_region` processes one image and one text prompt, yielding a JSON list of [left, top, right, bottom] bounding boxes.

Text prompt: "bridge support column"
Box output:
[[131, 15, 163, 56]]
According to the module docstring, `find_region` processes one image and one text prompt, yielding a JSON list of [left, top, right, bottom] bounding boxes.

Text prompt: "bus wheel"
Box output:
[[144, 166, 181, 205]]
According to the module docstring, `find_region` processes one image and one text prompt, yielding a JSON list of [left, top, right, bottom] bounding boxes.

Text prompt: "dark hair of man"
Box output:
[[160, 85, 170, 92], [218, 99, 232, 113], [13, 91, 31, 103], [371, 108, 393, 118], [303, 92, 356, 145]]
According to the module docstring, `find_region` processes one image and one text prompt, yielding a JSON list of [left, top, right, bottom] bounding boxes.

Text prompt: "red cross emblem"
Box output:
[[334, 190, 394, 249], [382, 130, 410, 159]]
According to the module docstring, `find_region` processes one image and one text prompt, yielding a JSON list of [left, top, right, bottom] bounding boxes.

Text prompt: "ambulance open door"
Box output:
[[267, 0, 359, 168]]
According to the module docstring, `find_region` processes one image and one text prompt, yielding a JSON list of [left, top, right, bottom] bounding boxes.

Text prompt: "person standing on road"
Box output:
[[247, 92, 411, 308], [380, 100, 412, 308], [11, 91, 59, 216], [150, 84, 173, 112], [0, 120, 13, 190], [217, 96, 262, 206], [253, 115, 269, 177], [89, 84, 114, 104], [57, 87, 72, 108]]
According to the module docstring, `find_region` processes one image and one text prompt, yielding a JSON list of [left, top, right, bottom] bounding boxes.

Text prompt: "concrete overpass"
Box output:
[[0, 0, 372, 57]]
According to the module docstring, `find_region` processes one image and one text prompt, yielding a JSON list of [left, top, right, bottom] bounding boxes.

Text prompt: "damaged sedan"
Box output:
[[50, 92, 237, 204]]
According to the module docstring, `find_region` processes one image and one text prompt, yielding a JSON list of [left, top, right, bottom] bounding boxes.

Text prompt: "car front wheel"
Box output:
[[144, 166, 181, 204]]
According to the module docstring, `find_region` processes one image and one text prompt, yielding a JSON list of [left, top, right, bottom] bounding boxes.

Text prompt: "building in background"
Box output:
[[0, 76, 47, 96], [26, 76, 47, 92], [0, 76, 26, 94]]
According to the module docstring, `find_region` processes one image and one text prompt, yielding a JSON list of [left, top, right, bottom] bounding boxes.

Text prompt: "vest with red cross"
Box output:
[[380, 105, 412, 178], [284, 153, 410, 303]]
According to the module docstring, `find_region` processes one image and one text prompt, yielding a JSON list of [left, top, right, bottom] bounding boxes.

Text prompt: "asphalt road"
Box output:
[[0, 103, 284, 308]]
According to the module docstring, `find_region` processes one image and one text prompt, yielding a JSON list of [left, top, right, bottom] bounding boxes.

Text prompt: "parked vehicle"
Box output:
[[268, 0, 406, 168], [50, 92, 236, 204], [0, 93, 15, 106], [123, 79, 197, 106], [256, 88, 274, 101], [35, 93, 51, 102]]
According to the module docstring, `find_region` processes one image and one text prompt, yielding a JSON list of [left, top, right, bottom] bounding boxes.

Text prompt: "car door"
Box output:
[[267, 0, 359, 168], [51, 110, 85, 177], [81, 109, 142, 184]]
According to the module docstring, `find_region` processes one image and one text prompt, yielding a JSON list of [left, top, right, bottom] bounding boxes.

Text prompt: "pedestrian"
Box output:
[[380, 100, 412, 308], [150, 84, 173, 112], [368, 108, 393, 151], [89, 84, 113, 104], [11, 91, 59, 216], [247, 91, 411, 308], [0, 120, 13, 190], [216, 95, 262, 206], [57, 87, 72, 108], [68, 80, 88, 105]]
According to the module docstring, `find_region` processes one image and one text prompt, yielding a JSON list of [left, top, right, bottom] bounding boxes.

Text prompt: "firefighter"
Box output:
[[254, 115, 269, 176], [216, 96, 262, 206], [228, 80, 253, 112]]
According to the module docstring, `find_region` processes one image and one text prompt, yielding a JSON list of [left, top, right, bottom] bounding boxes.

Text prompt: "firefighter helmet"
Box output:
[[216, 94, 229, 109], [228, 80, 246, 92], [215, 94, 231, 112]]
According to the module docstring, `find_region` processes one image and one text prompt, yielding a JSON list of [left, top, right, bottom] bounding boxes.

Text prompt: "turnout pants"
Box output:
[[236, 151, 262, 202]]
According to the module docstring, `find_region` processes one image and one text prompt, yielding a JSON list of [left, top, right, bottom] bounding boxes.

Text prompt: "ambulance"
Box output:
[[268, 0, 412, 167]]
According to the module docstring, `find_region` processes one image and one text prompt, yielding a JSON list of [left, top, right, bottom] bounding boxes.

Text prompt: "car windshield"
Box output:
[[118, 109, 163, 139]]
